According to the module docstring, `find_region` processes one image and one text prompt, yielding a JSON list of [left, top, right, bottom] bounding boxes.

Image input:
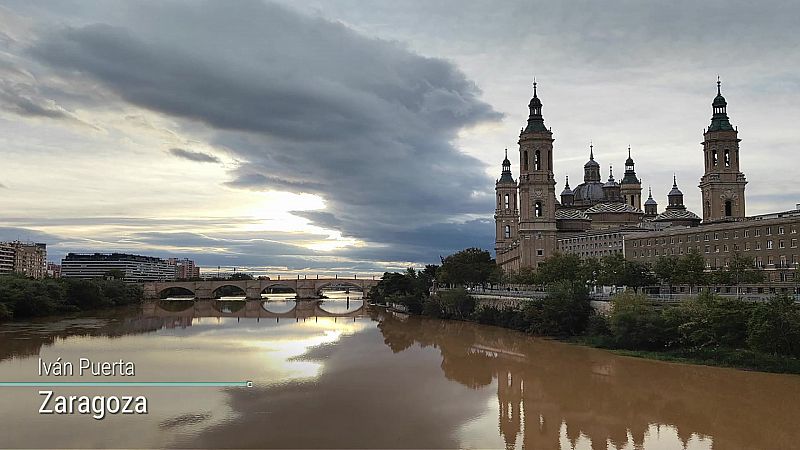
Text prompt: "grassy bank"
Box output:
[[0, 275, 143, 321], [576, 336, 800, 374]]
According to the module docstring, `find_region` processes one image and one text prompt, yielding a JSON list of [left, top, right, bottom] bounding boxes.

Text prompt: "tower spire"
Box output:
[[523, 79, 546, 133], [717, 75, 721, 95], [590, 142, 594, 160]]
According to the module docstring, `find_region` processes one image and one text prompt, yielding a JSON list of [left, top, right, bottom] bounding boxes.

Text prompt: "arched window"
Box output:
[[504, 194, 509, 209], [523, 151, 528, 171], [534, 202, 543, 217], [724, 149, 731, 167], [725, 200, 733, 216], [712, 149, 718, 167], [504, 225, 511, 239], [534, 150, 541, 171], [497, 194, 501, 208]]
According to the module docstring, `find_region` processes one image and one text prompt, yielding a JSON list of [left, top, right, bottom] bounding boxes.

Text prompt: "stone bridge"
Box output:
[[141, 299, 368, 320], [143, 278, 379, 300]]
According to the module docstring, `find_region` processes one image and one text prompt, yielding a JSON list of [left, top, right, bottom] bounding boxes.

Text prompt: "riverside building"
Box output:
[[494, 80, 799, 287], [61, 253, 176, 282], [0, 241, 47, 278]]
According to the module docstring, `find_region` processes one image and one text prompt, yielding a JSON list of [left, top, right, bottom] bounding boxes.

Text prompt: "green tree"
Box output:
[[676, 250, 707, 291], [535, 253, 583, 285], [653, 256, 678, 290], [104, 269, 126, 280], [438, 248, 501, 288]]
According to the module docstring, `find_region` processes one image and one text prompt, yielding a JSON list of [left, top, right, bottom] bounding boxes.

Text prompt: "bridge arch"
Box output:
[[261, 299, 298, 314], [212, 284, 247, 299], [158, 286, 196, 299]]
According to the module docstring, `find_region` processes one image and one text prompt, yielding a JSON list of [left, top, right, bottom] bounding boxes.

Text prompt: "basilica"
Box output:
[[495, 80, 750, 273]]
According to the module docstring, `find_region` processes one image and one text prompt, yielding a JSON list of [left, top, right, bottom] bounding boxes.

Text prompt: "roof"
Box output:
[[556, 209, 589, 220], [644, 196, 658, 206], [654, 209, 701, 222], [572, 181, 605, 203], [585, 202, 644, 215]]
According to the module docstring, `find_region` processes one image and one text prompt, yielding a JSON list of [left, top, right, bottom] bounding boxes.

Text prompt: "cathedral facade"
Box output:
[[495, 81, 741, 273]]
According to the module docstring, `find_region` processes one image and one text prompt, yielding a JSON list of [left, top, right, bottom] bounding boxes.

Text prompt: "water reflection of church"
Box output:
[[375, 310, 795, 450]]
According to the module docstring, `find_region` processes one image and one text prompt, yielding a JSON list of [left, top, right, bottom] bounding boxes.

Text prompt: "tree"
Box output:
[[621, 260, 655, 292], [747, 295, 800, 357], [653, 256, 679, 290], [438, 248, 501, 288], [535, 253, 583, 285], [598, 254, 626, 287], [104, 269, 126, 280], [676, 250, 707, 291]]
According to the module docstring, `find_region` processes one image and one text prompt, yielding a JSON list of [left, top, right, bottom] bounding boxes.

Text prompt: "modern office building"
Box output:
[[61, 253, 176, 282]]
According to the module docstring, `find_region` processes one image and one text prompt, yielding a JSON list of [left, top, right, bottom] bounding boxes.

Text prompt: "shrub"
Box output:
[[747, 295, 800, 357], [526, 281, 592, 337], [668, 291, 752, 350], [609, 291, 674, 350]]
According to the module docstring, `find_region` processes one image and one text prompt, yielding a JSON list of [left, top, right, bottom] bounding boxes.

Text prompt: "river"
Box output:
[[0, 292, 798, 449]]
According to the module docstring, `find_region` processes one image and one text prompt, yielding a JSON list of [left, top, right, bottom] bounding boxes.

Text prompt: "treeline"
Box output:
[[504, 251, 766, 289], [0, 275, 143, 321], [370, 248, 800, 373]]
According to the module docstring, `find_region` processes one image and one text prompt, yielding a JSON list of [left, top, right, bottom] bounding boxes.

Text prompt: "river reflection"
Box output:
[[0, 297, 798, 449]]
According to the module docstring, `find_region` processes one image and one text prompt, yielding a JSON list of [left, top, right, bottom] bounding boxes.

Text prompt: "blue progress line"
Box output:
[[0, 381, 252, 387]]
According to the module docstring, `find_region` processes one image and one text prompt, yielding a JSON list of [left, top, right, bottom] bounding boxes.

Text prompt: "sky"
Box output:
[[0, 0, 798, 275]]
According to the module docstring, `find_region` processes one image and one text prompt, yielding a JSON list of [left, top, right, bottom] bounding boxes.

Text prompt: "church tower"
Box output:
[[644, 187, 658, 218], [517, 81, 557, 268], [620, 146, 642, 209], [495, 149, 519, 252], [699, 78, 747, 221]]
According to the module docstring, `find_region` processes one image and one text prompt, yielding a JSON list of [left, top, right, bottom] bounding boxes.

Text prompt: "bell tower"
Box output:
[[699, 78, 747, 221], [620, 146, 642, 209], [517, 81, 556, 268], [495, 149, 519, 252]]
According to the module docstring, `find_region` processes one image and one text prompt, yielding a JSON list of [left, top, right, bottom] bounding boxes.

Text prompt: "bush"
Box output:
[[747, 295, 800, 357], [668, 291, 753, 350], [526, 281, 592, 337], [609, 291, 674, 350]]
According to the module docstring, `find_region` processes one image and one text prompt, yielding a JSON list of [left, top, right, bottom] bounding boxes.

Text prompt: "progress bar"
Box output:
[[0, 381, 253, 387]]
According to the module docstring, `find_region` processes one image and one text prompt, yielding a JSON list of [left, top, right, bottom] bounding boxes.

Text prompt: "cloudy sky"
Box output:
[[0, 1, 798, 275]]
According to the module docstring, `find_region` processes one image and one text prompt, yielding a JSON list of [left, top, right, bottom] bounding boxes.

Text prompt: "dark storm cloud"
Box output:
[[168, 148, 221, 164], [27, 0, 502, 263]]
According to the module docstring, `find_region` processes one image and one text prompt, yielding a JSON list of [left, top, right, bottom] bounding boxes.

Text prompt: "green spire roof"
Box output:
[[708, 77, 734, 132]]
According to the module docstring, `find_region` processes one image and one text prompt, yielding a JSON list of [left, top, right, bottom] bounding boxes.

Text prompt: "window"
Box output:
[[504, 225, 511, 239], [714, 245, 719, 253], [504, 194, 510, 209], [745, 242, 750, 251], [768, 256, 774, 265], [534, 202, 543, 217], [725, 201, 733, 217], [767, 240, 773, 250], [792, 239, 797, 248], [779, 226, 785, 235], [767, 227, 772, 236], [723, 245, 729, 252], [724, 149, 731, 167], [714, 232, 719, 240], [744, 229, 750, 238], [755, 229, 761, 237], [536, 249, 544, 256], [756, 242, 762, 250], [724, 232, 729, 239], [705, 246, 710, 254], [712, 149, 718, 166], [704, 234, 709, 242], [780, 240, 786, 249], [523, 151, 528, 171], [534, 150, 541, 171]]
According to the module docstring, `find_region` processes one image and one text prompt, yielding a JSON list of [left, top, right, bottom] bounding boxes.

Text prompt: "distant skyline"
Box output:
[[0, 1, 798, 273]]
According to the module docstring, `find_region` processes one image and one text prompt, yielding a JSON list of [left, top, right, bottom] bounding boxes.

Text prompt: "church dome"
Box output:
[[572, 182, 605, 204], [644, 195, 658, 206]]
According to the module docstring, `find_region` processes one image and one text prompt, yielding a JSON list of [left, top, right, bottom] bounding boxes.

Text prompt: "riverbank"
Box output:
[[575, 336, 800, 374], [380, 283, 800, 375], [0, 275, 143, 321]]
